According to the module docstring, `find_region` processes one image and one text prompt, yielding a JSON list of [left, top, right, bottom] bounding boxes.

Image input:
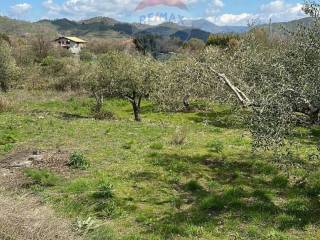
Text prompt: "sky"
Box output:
[[0, 0, 307, 26]]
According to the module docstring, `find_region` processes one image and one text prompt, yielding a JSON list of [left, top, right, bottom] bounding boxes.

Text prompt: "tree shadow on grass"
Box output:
[[57, 112, 91, 120], [30, 109, 90, 120], [145, 152, 320, 238], [188, 109, 246, 129]]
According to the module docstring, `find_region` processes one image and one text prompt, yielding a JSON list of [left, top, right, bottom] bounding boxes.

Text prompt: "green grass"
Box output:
[[1, 90, 320, 240], [24, 168, 61, 187]]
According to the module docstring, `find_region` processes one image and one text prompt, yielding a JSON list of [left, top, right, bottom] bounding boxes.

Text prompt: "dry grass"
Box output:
[[0, 95, 12, 113], [0, 193, 81, 240]]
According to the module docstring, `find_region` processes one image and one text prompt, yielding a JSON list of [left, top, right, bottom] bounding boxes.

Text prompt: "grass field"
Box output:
[[1, 90, 320, 240]]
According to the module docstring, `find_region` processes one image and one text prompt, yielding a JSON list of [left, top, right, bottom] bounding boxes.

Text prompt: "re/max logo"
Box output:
[[139, 12, 185, 25]]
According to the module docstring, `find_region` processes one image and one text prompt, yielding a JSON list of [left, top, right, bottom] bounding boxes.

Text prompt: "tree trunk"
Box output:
[[183, 95, 190, 111], [308, 108, 320, 124], [0, 82, 8, 92], [93, 91, 103, 113], [131, 96, 142, 122]]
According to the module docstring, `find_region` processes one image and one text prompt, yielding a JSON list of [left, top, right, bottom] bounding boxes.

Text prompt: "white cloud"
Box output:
[[42, 0, 140, 19], [261, 0, 285, 13], [208, 13, 254, 26], [10, 3, 32, 17], [207, 0, 305, 26], [213, 0, 224, 8], [206, 0, 224, 15]]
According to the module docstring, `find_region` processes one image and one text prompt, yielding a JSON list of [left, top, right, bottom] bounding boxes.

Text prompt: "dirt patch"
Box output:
[[0, 149, 70, 171], [0, 149, 83, 240], [0, 149, 73, 190], [0, 192, 82, 240]]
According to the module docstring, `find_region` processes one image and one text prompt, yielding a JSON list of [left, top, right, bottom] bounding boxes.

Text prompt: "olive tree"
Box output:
[[153, 1, 320, 152], [197, 2, 320, 150], [84, 51, 160, 121], [111, 52, 160, 121], [151, 54, 211, 111]]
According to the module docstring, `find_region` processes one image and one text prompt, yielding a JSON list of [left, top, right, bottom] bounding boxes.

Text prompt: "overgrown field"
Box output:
[[1, 90, 320, 240]]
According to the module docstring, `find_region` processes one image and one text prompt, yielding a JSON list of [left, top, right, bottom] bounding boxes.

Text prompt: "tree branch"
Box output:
[[208, 67, 252, 106]]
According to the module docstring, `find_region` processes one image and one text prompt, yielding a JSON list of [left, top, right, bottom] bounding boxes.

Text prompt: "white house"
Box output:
[[54, 36, 87, 54]]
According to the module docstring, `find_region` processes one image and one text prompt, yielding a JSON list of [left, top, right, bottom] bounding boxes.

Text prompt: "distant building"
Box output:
[[54, 36, 87, 54]]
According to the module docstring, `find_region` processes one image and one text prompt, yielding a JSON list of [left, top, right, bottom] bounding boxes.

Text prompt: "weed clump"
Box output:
[[207, 140, 224, 153], [93, 182, 114, 199], [24, 169, 60, 187], [272, 175, 289, 188], [150, 143, 164, 150], [92, 110, 115, 120], [92, 181, 118, 218], [0, 95, 12, 113], [171, 127, 188, 145], [68, 152, 90, 169], [185, 180, 203, 192]]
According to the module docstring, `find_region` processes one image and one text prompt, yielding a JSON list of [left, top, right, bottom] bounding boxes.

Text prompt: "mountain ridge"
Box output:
[[0, 16, 313, 42]]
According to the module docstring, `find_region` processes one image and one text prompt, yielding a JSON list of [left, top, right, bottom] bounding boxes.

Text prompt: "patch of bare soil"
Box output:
[[0, 149, 72, 189], [0, 192, 81, 240], [0, 149, 82, 240]]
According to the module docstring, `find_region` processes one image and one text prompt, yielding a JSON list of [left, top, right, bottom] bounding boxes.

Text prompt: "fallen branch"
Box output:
[[209, 67, 252, 106]]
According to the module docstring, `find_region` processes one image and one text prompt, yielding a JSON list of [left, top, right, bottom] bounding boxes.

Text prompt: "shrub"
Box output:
[[68, 152, 89, 169], [207, 34, 240, 48], [0, 41, 19, 92], [24, 169, 60, 187], [80, 49, 94, 62]]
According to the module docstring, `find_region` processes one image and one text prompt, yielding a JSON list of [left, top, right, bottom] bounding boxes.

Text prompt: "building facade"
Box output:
[[54, 36, 87, 54]]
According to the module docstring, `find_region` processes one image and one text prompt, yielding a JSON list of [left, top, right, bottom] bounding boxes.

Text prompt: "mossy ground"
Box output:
[[1, 90, 320, 240]]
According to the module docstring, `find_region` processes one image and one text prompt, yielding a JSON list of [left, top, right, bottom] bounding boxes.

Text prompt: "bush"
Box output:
[[207, 34, 240, 48], [0, 41, 19, 92], [24, 169, 60, 187], [68, 152, 89, 169], [80, 49, 94, 62]]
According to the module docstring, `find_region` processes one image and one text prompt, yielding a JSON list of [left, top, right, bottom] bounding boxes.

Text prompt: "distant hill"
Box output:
[[0, 16, 315, 42], [260, 17, 314, 34], [180, 19, 248, 34]]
